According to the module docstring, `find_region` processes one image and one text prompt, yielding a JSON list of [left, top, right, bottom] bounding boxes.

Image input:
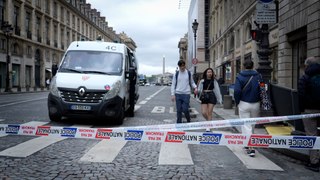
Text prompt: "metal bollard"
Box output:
[[223, 95, 233, 109]]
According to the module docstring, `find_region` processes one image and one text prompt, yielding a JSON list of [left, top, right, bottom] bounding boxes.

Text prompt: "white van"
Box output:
[[47, 41, 139, 125]]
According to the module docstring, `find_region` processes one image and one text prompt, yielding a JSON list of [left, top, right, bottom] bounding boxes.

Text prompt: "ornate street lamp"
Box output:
[[2, 21, 14, 92], [192, 19, 198, 80]]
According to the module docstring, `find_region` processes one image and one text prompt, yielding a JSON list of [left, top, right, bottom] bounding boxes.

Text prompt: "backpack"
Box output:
[[175, 70, 192, 89]]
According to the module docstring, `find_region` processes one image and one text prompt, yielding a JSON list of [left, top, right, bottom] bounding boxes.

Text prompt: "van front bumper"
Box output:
[[47, 93, 123, 120]]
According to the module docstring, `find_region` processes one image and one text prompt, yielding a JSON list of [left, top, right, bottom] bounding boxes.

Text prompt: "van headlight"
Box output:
[[104, 81, 121, 100], [49, 77, 60, 97]]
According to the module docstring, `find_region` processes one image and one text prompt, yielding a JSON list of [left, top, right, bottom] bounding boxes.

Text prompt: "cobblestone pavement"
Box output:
[[0, 87, 319, 179]]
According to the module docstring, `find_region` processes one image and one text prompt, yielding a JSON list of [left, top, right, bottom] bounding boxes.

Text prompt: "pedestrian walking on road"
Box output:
[[298, 56, 320, 172], [171, 60, 198, 123], [234, 59, 263, 157], [197, 68, 222, 131]]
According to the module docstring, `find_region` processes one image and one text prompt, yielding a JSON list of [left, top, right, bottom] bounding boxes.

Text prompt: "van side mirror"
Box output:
[[126, 67, 136, 80], [52, 64, 58, 76]]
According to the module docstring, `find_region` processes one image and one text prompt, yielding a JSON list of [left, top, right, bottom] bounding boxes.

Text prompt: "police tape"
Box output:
[[118, 113, 320, 132], [0, 124, 320, 149]]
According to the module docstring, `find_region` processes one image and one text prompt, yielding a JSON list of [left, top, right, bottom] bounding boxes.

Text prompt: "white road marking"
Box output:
[[227, 146, 283, 171], [169, 107, 175, 113], [80, 140, 127, 163], [158, 143, 193, 165], [0, 124, 84, 157], [0, 97, 47, 108], [135, 105, 141, 111], [0, 136, 66, 157], [189, 108, 199, 115], [151, 106, 165, 113], [139, 100, 147, 105], [163, 119, 173, 123]]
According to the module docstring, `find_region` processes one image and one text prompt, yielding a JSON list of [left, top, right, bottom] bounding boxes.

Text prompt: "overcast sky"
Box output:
[[86, 0, 190, 76]]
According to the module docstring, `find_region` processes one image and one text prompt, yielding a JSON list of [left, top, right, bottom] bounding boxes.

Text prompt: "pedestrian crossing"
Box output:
[[0, 121, 283, 171]]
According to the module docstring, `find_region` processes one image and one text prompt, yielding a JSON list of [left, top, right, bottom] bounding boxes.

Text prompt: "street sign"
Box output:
[[256, 2, 276, 10], [192, 58, 198, 65], [256, 1, 276, 24]]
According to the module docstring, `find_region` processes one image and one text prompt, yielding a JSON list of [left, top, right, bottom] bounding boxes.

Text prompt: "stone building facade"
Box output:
[[203, 0, 320, 90], [208, 0, 267, 84], [0, 0, 136, 90], [278, 0, 320, 89]]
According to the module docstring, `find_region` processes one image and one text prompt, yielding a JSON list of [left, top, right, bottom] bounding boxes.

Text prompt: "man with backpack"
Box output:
[[298, 56, 320, 172], [171, 60, 198, 123]]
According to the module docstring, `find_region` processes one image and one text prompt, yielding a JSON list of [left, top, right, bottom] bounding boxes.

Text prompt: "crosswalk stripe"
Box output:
[[158, 143, 194, 165], [80, 140, 127, 163], [227, 146, 284, 171], [0, 124, 83, 157], [0, 136, 66, 157]]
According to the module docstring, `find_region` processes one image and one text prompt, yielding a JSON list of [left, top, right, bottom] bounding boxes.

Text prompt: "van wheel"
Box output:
[[113, 106, 124, 125], [49, 114, 61, 121]]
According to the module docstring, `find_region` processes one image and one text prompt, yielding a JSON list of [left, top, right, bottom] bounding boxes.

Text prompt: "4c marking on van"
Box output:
[[106, 46, 117, 51]]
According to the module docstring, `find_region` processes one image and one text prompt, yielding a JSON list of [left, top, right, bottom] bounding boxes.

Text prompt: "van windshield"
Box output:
[[59, 51, 123, 75]]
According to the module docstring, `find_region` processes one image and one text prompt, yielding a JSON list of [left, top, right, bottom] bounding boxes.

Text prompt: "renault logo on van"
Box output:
[[78, 88, 86, 97]]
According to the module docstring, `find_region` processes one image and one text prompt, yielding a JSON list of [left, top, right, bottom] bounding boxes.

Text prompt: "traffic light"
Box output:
[[250, 29, 262, 41]]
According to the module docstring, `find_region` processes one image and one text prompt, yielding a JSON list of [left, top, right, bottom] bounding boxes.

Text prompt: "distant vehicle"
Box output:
[[48, 40, 139, 125], [139, 74, 147, 86], [145, 83, 150, 86]]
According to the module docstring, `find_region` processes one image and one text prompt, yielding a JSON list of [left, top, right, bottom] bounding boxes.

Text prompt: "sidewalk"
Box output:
[[213, 104, 310, 163]]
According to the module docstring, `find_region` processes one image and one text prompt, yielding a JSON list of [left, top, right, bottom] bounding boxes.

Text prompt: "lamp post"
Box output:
[[192, 19, 198, 80], [2, 21, 14, 92]]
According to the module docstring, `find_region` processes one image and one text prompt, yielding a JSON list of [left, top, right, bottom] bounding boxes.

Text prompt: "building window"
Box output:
[[66, 11, 70, 25], [0, 0, 4, 23], [14, 6, 20, 30], [44, 0, 50, 14], [46, 50, 50, 61], [13, 43, 20, 55], [0, 38, 5, 50], [77, 18, 80, 31], [27, 45, 32, 56], [53, 24, 57, 47], [66, 31, 70, 46], [36, 0, 41, 8], [61, 28, 64, 49], [36, 17, 41, 42], [53, 2, 57, 18], [45, 20, 50, 45], [246, 23, 252, 41], [72, 15, 75, 28], [26, 11, 32, 39], [236, 29, 240, 48], [60, 7, 64, 22]]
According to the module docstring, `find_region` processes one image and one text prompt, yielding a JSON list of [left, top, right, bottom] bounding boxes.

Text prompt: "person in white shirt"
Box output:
[[171, 60, 197, 123]]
